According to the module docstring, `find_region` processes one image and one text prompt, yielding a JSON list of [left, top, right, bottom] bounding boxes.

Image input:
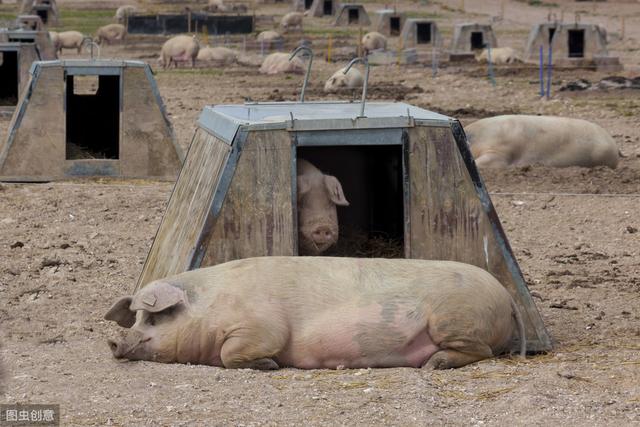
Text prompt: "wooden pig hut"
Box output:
[[0, 43, 40, 109], [334, 4, 370, 26], [136, 100, 552, 353], [450, 22, 497, 53], [0, 59, 184, 181]]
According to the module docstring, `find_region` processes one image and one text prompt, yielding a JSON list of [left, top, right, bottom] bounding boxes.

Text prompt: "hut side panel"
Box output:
[[121, 67, 181, 179], [0, 67, 65, 178], [137, 129, 230, 287], [202, 130, 294, 266], [18, 45, 39, 96], [408, 126, 547, 350]]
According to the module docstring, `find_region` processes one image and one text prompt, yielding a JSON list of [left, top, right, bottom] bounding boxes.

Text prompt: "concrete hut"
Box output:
[[306, 0, 339, 17], [523, 23, 610, 66], [0, 43, 40, 110], [135, 100, 552, 354], [373, 9, 405, 37], [0, 60, 184, 181], [333, 4, 370, 26], [450, 22, 497, 53], [400, 18, 442, 48], [19, 0, 60, 26], [0, 28, 57, 59]]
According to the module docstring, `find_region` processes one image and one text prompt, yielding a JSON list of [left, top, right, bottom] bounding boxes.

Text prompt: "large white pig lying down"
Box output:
[[256, 30, 283, 49], [297, 159, 349, 254], [115, 5, 136, 23], [362, 31, 387, 55], [281, 12, 303, 33], [475, 47, 519, 64], [324, 65, 363, 93], [259, 52, 304, 75], [159, 35, 200, 69], [95, 24, 126, 45], [466, 115, 619, 169], [55, 31, 85, 54], [106, 257, 525, 370], [196, 46, 238, 64]]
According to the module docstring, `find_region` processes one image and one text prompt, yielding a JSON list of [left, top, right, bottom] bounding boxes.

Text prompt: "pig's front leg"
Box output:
[[220, 326, 286, 370]]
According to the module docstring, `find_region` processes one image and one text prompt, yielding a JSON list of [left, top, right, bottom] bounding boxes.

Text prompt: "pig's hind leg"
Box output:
[[219, 323, 287, 370], [422, 344, 493, 370]]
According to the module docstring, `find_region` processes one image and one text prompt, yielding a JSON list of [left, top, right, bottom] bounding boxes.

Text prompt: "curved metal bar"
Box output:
[[289, 46, 314, 103], [343, 56, 370, 118], [82, 37, 101, 60]]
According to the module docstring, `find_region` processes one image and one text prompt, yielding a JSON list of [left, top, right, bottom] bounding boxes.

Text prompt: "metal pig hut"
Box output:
[[306, 0, 339, 17], [450, 22, 497, 53], [0, 43, 40, 109], [0, 59, 184, 181], [0, 28, 58, 60], [19, 0, 60, 27], [136, 100, 552, 353], [523, 23, 609, 65], [374, 9, 405, 37], [401, 18, 442, 48], [334, 4, 370, 26]]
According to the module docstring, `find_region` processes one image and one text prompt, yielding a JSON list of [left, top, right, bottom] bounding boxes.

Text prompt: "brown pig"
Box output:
[[297, 159, 349, 255], [105, 257, 526, 370]]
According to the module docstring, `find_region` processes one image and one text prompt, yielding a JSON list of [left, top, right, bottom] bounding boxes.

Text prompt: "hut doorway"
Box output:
[[348, 8, 359, 24], [0, 51, 19, 106], [323, 0, 332, 15], [470, 31, 484, 49], [297, 145, 405, 258], [304, 0, 313, 9], [65, 74, 120, 160], [417, 22, 431, 43], [548, 27, 556, 43], [568, 29, 585, 58], [390, 17, 400, 36], [35, 9, 49, 24]]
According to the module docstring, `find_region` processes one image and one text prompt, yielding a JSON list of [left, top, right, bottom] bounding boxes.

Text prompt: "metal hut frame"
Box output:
[[450, 22, 497, 53], [136, 68, 552, 352], [0, 42, 40, 110], [400, 18, 443, 49], [523, 23, 608, 64], [306, 0, 339, 17], [0, 59, 184, 181], [374, 9, 405, 37], [333, 4, 370, 26]]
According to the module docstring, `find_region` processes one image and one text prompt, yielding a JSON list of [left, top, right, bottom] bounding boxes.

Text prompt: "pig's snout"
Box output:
[[311, 225, 335, 246], [108, 335, 150, 360], [108, 339, 126, 359]]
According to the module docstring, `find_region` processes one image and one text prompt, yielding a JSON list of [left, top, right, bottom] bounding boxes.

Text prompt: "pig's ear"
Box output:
[[324, 175, 349, 206], [105, 296, 135, 328], [297, 175, 311, 199], [130, 281, 187, 313]]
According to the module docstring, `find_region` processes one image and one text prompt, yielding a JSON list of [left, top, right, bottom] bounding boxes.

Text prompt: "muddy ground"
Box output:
[[1, 0, 640, 425]]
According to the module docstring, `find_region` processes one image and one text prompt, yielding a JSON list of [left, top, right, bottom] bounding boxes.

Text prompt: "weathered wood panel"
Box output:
[[201, 129, 294, 266], [408, 126, 549, 351], [121, 67, 182, 179], [137, 129, 230, 288]]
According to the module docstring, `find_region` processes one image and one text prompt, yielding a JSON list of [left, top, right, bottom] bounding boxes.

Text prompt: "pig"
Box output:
[[196, 46, 238, 64], [465, 115, 619, 169], [475, 47, 519, 64], [297, 159, 349, 255], [105, 257, 526, 370], [95, 24, 126, 45], [362, 31, 387, 55], [56, 31, 84, 54], [324, 65, 363, 93], [115, 5, 136, 23], [281, 12, 303, 33], [159, 35, 200, 69], [259, 52, 305, 75], [256, 30, 283, 49], [49, 30, 59, 50]]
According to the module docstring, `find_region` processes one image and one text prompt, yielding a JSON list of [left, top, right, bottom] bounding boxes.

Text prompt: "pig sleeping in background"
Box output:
[[296, 160, 349, 255], [105, 257, 525, 370]]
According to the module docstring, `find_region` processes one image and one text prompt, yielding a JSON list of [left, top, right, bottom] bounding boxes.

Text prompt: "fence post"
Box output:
[[539, 45, 544, 97], [546, 42, 553, 99], [327, 34, 332, 63], [487, 42, 496, 86]]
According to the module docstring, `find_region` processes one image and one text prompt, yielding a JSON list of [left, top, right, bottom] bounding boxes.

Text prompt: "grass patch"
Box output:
[[56, 9, 114, 35]]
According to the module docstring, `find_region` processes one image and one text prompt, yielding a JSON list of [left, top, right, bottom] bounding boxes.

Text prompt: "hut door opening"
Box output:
[[36, 9, 49, 24], [416, 22, 431, 43], [348, 8, 359, 24], [66, 74, 120, 160], [568, 29, 585, 58], [323, 0, 332, 15], [304, 0, 312, 9], [390, 17, 400, 36], [297, 145, 404, 258], [0, 51, 19, 106], [470, 31, 484, 49], [548, 27, 556, 43]]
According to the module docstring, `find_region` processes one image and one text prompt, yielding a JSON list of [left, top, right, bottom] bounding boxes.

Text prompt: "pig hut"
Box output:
[[373, 9, 405, 37], [19, 0, 60, 27], [306, 0, 339, 17], [0, 59, 184, 181], [0, 42, 40, 109], [523, 23, 609, 65], [450, 22, 497, 54], [0, 29, 58, 60], [400, 18, 442, 48], [136, 100, 552, 353], [333, 4, 370, 26]]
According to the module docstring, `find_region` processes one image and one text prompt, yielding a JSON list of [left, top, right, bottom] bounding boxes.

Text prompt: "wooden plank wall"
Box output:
[[137, 129, 230, 288], [408, 125, 547, 350], [201, 129, 294, 266]]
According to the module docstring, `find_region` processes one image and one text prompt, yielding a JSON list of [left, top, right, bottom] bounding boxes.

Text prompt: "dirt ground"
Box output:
[[1, 0, 640, 425]]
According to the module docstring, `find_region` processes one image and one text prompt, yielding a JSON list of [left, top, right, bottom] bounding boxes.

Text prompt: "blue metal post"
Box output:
[[539, 45, 544, 97], [487, 42, 496, 86], [546, 42, 553, 99]]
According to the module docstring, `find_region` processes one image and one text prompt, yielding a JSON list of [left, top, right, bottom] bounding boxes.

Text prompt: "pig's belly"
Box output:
[[278, 315, 440, 369]]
